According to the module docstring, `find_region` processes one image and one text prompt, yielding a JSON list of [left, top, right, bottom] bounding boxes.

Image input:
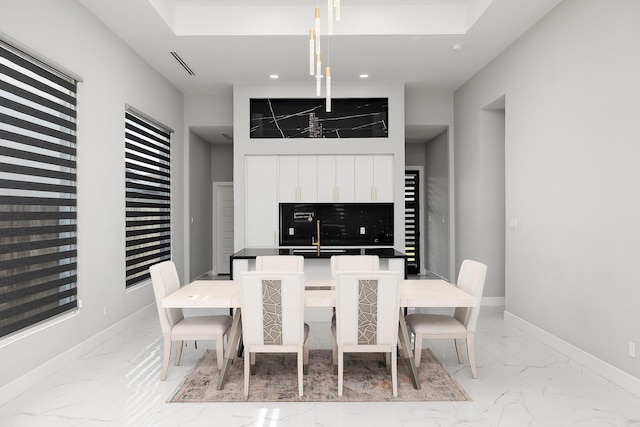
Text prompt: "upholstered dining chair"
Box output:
[[251, 255, 304, 371], [256, 255, 304, 272], [330, 255, 379, 278], [329, 255, 380, 372], [333, 270, 401, 397], [149, 261, 233, 380], [405, 259, 488, 378], [239, 271, 309, 397]]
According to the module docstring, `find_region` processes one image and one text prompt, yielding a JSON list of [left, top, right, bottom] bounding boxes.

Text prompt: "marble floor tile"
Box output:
[[1, 307, 640, 426]]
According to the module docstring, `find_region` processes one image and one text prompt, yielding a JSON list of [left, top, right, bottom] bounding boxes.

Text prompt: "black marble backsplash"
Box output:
[[279, 203, 393, 246]]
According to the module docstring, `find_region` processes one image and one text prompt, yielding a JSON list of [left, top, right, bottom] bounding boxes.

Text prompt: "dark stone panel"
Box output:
[[279, 202, 394, 246], [250, 98, 388, 139]]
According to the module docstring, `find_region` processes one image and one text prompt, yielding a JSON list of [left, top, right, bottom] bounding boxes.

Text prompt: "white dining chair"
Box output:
[[251, 255, 305, 372], [333, 270, 401, 397], [330, 255, 379, 278], [239, 271, 309, 397], [405, 259, 488, 378], [256, 255, 304, 272], [149, 261, 233, 380], [329, 255, 380, 372]]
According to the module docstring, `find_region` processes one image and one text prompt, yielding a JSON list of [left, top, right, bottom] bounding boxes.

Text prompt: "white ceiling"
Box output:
[[78, 0, 561, 144]]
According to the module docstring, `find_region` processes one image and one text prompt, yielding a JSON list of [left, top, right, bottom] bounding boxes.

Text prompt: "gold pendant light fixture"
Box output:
[[309, 1, 340, 112]]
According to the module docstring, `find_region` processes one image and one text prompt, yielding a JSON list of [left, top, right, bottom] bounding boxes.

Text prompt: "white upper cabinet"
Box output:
[[316, 156, 336, 202], [354, 154, 393, 202], [246, 156, 278, 247], [335, 155, 355, 201], [317, 155, 356, 202], [373, 154, 393, 202], [298, 156, 318, 201], [279, 156, 318, 202], [278, 156, 298, 202], [278, 154, 391, 202]]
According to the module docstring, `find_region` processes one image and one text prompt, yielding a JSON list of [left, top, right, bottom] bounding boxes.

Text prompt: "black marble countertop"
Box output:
[[231, 247, 406, 259]]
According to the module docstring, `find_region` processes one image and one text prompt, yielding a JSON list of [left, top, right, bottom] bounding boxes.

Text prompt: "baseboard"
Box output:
[[504, 311, 640, 399], [0, 304, 156, 406]]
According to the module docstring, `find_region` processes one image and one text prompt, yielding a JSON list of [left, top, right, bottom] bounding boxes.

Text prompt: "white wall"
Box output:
[[232, 83, 406, 253], [454, 0, 640, 379], [0, 0, 185, 388]]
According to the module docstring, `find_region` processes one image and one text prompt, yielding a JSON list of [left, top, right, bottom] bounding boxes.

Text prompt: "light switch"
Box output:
[[359, 226, 366, 235], [509, 219, 518, 229], [288, 227, 295, 235]]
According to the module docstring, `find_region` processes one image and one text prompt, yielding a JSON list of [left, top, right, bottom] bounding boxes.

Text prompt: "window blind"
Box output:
[[0, 40, 78, 338], [125, 110, 171, 288]]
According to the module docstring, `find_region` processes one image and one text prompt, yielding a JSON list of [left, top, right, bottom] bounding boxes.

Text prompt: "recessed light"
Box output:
[[269, 74, 279, 79], [359, 74, 369, 79]]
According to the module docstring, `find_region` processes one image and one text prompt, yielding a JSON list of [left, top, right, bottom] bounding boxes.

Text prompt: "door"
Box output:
[[214, 183, 234, 275], [405, 170, 420, 275]]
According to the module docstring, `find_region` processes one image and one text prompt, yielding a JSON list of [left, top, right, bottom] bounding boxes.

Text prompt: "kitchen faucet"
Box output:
[[311, 219, 321, 255]]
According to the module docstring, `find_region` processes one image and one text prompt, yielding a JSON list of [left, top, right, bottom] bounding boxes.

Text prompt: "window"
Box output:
[[124, 109, 171, 288], [0, 40, 78, 338]]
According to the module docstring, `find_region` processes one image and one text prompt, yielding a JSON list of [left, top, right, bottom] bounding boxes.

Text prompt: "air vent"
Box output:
[[222, 133, 233, 141], [170, 51, 195, 76]]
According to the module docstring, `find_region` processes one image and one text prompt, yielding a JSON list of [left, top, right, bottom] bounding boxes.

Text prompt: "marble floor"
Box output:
[[1, 305, 640, 426]]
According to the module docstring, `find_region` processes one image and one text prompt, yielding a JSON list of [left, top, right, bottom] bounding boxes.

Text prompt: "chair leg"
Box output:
[[216, 335, 225, 370], [454, 338, 465, 364], [332, 336, 338, 375], [303, 340, 309, 375], [391, 347, 398, 397], [467, 333, 478, 378], [298, 350, 304, 397], [414, 334, 423, 368], [244, 349, 250, 397], [174, 340, 184, 366], [160, 337, 171, 380], [338, 349, 344, 397], [250, 352, 256, 375]]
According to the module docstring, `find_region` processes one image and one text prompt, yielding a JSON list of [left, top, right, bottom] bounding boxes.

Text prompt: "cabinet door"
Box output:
[[353, 154, 393, 201], [354, 155, 374, 201], [316, 155, 336, 202], [278, 156, 298, 202], [373, 154, 394, 201], [246, 156, 278, 247], [335, 155, 355, 201], [298, 156, 318, 201]]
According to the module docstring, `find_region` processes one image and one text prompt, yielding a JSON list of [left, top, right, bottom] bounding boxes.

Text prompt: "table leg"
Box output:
[[217, 308, 243, 390], [398, 308, 421, 389]]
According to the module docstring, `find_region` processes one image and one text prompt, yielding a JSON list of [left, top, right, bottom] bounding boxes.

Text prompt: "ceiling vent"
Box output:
[[222, 133, 233, 141], [170, 51, 195, 76]]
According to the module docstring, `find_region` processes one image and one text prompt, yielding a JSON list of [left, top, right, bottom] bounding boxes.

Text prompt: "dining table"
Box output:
[[162, 278, 476, 390]]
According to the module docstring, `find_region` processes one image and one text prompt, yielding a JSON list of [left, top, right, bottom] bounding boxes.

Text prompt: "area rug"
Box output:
[[169, 349, 470, 402]]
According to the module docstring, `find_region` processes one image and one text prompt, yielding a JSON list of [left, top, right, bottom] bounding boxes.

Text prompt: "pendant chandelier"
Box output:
[[309, 1, 340, 112]]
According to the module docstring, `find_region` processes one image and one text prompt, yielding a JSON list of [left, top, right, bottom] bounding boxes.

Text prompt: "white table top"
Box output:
[[162, 279, 475, 309]]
